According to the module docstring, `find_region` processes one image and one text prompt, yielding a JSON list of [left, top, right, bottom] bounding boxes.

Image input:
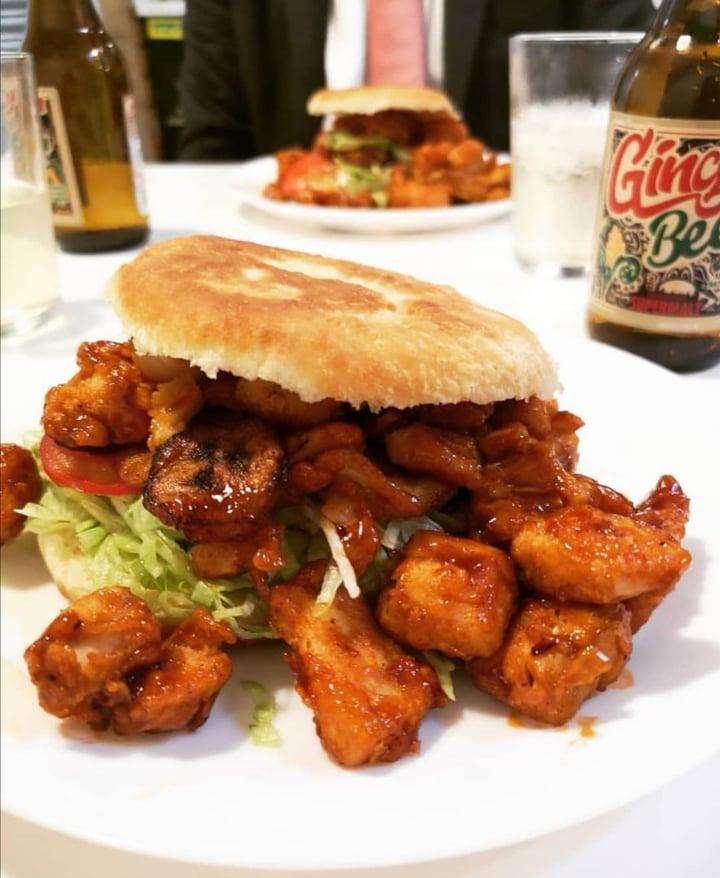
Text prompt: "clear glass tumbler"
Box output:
[[509, 32, 643, 278], [1, 51, 60, 336]]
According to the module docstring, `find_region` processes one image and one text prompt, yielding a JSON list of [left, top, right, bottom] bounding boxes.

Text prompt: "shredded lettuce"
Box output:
[[240, 680, 281, 746], [21, 481, 272, 639], [303, 503, 360, 611], [334, 159, 390, 201], [422, 650, 456, 701], [323, 132, 408, 208], [323, 130, 409, 162], [19, 479, 406, 633], [20, 452, 459, 642]]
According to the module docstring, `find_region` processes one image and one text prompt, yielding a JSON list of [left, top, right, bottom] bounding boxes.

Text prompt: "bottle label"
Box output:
[[36, 87, 84, 227], [122, 94, 148, 217], [591, 112, 720, 334]]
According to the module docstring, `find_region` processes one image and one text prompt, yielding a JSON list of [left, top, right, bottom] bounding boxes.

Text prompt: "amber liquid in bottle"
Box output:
[[23, 0, 149, 253], [588, 0, 720, 372]]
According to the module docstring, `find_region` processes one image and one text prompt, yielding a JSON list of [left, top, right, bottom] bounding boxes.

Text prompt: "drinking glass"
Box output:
[[509, 32, 643, 277], [1, 51, 60, 336]]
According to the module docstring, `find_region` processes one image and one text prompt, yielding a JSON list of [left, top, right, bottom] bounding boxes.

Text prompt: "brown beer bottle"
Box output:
[[22, 0, 150, 253], [588, 0, 719, 372]]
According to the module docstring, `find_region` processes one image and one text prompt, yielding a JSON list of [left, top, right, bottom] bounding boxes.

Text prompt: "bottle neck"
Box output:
[[26, 0, 103, 32]]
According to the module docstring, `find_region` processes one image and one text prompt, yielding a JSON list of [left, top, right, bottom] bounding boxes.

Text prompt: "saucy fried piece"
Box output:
[[470, 445, 633, 545], [388, 136, 511, 206], [333, 109, 424, 146], [24, 587, 163, 728], [111, 609, 236, 734], [419, 112, 468, 143], [143, 412, 285, 542], [468, 400, 586, 545], [409, 140, 497, 203], [320, 479, 381, 576], [632, 474, 690, 541], [288, 448, 424, 519], [468, 595, 632, 725], [385, 423, 483, 489], [0, 443, 42, 544], [510, 501, 691, 604], [413, 400, 493, 433], [269, 560, 445, 767], [390, 471, 458, 516], [133, 353, 205, 450], [376, 531, 517, 660], [233, 377, 345, 430], [447, 153, 511, 203], [469, 443, 575, 543], [286, 421, 365, 464], [190, 522, 286, 580], [483, 399, 583, 471], [147, 372, 204, 450], [490, 397, 566, 439], [42, 341, 153, 448], [622, 476, 692, 631], [387, 168, 452, 207]]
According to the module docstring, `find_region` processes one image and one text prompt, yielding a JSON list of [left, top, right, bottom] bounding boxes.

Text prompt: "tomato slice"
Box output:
[[39, 434, 144, 496], [278, 151, 337, 199]]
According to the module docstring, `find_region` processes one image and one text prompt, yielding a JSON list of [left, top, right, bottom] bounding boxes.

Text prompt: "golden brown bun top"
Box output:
[[107, 236, 558, 410], [307, 85, 459, 118]]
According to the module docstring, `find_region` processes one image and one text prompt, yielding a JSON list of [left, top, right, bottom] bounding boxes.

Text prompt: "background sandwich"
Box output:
[[263, 84, 511, 207]]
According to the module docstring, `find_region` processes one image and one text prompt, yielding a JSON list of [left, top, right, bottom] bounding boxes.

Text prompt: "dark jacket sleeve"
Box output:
[[179, 0, 329, 161], [178, 0, 254, 160]]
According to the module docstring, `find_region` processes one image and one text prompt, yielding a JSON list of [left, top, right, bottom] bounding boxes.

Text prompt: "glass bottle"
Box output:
[[22, 0, 150, 253], [587, 0, 719, 372]]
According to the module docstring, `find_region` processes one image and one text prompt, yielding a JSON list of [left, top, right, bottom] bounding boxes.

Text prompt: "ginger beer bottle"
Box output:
[[588, 0, 719, 372], [22, 0, 150, 253]]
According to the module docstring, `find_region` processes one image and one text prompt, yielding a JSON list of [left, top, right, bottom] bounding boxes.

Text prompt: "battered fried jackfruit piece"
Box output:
[[111, 609, 236, 734], [42, 341, 153, 448], [25, 588, 236, 734], [375, 531, 517, 660], [0, 443, 42, 544], [232, 376, 345, 429], [269, 560, 446, 767], [24, 586, 163, 727], [510, 492, 691, 605], [468, 595, 632, 726], [384, 423, 483, 489]]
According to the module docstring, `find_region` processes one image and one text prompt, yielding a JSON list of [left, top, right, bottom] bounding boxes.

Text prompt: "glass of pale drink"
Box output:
[[509, 33, 643, 277], [1, 52, 60, 336]]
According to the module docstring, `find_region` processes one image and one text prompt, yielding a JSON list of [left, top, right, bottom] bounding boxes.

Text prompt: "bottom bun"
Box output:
[[37, 531, 94, 602]]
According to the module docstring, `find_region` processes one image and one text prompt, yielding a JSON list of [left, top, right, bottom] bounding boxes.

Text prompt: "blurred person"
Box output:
[[178, 0, 656, 160]]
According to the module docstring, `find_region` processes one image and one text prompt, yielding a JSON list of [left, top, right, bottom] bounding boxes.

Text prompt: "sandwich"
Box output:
[[7, 235, 692, 767], [263, 84, 510, 208]]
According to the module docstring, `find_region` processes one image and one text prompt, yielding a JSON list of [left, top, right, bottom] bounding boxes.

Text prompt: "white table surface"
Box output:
[[1, 162, 718, 878]]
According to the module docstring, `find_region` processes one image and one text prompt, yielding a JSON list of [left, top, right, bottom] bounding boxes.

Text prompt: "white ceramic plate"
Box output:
[[232, 156, 511, 234], [1, 338, 719, 871]]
